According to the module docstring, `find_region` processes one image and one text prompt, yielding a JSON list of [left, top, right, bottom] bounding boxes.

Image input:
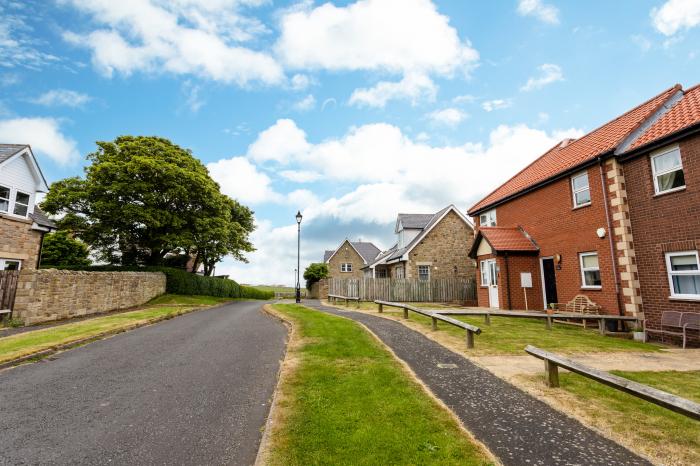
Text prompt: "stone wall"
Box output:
[[13, 270, 166, 325], [326, 240, 367, 279], [0, 215, 43, 270]]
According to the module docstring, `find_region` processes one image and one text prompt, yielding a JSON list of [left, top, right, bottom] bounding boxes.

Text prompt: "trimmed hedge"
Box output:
[[44, 265, 274, 300]]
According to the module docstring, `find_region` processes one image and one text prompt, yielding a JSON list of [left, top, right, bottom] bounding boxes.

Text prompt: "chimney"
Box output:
[[560, 138, 575, 148]]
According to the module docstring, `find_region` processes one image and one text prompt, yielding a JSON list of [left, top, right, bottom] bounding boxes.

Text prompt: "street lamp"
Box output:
[[295, 210, 303, 303]]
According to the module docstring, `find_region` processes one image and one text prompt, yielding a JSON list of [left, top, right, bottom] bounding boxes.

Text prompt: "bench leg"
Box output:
[[378, 303, 383, 313], [546, 316, 552, 330], [484, 314, 491, 325], [544, 360, 559, 387], [431, 317, 437, 331], [466, 330, 474, 349]]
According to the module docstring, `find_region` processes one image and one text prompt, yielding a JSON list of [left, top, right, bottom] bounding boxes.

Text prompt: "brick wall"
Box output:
[[13, 270, 166, 325], [0, 215, 43, 270], [407, 210, 476, 280], [473, 165, 620, 314], [326, 240, 367, 279], [623, 135, 700, 335]]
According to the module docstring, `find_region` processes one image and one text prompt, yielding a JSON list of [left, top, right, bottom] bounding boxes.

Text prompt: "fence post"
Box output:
[[484, 313, 491, 325], [378, 302, 383, 313], [431, 316, 438, 330], [403, 306, 408, 319], [466, 330, 474, 349], [546, 315, 552, 330], [544, 360, 559, 387]]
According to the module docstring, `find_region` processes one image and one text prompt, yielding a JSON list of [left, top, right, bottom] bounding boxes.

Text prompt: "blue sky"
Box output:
[[1, 0, 699, 285]]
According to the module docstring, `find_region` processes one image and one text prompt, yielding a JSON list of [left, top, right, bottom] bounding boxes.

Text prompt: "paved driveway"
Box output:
[[0, 301, 286, 465]]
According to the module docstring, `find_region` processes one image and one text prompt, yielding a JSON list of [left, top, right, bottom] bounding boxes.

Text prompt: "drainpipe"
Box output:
[[36, 231, 46, 269], [504, 252, 512, 310], [598, 157, 625, 316]]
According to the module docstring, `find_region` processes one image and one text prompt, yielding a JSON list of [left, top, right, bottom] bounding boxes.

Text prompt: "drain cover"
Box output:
[[437, 363, 458, 369]]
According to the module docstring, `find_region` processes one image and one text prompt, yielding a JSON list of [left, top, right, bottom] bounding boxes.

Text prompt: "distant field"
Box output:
[[243, 285, 306, 295]]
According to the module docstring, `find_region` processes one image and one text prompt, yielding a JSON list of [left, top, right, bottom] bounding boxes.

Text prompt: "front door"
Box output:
[[486, 259, 499, 308], [541, 257, 558, 309]]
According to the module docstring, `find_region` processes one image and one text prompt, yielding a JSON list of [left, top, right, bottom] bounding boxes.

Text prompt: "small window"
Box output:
[[395, 266, 405, 279], [0, 185, 9, 213], [480, 260, 489, 286], [0, 259, 22, 271], [13, 191, 30, 217], [571, 172, 591, 207], [479, 209, 497, 227], [418, 265, 430, 280], [341, 263, 352, 273], [376, 269, 387, 278], [665, 251, 700, 298], [651, 146, 685, 194], [579, 252, 601, 288]]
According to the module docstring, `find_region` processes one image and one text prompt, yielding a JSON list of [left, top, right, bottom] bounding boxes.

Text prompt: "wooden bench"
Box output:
[[551, 295, 601, 329], [525, 345, 700, 420], [327, 294, 360, 307], [645, 311, 700, 349]]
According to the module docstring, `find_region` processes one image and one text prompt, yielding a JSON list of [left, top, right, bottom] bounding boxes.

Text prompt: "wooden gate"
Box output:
[[0, 270, 20, 316]]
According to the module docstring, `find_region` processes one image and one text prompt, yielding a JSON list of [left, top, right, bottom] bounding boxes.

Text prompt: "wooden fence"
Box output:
[[0, 270, 20, 314], [328, 277, 476, 303]]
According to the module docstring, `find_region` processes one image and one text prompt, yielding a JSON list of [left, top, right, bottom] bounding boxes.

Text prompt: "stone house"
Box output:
[[0, 144, 56, 270], [467, 83, 700, 343], [366, 205, 476, 281], [323, 240, 381, 280]]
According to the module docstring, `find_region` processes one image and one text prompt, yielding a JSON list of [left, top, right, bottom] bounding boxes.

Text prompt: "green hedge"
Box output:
[[44, 265, 274, 300]]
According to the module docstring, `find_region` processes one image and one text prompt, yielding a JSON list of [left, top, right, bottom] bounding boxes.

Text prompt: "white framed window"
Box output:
[[651, 146, 685, 195], [13, 190, 30, 217], [579, 252, 601, 288], [395, 265, 405, 279], [0, 185, 9, 213], [0, 258, 22, 270], [479, 209, 497, 227], [665, 251, 700, 299], [480, 260, 489, 286], [571, 171, 591, 208], [340, 263, 352, 273], [418, 265, 430, 280]]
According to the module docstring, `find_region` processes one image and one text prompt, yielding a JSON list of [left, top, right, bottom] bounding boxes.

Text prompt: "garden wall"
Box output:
[[13, 269, 166, 325]]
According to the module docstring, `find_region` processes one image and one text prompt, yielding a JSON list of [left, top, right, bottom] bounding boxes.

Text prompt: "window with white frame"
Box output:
[[0, 258, 21, 270], [418, 265, 430, 280], [579, 252, 601, 288], [395, 265, 405, 279], [0, 185, 9, 213], [13, 191, 30, 217], [340, 263, 352, 273], [571, 171, 591, 207], [480, 260, 489, 286], [479, 209, 497, 227], [665, 251, 700, 298], [651, 146, 685, 194]]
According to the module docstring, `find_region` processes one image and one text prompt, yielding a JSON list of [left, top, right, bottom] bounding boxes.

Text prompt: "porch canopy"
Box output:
[[468, 227, 539, 258]]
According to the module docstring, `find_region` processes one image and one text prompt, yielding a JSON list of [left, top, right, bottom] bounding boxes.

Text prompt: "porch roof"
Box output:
[[469, 227, 539, 258]]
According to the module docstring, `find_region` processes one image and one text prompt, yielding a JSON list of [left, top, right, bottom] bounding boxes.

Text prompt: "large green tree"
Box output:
[[303, 263, 329, 290], [40, 230, 91, 267], [42, 136, 255, 273]]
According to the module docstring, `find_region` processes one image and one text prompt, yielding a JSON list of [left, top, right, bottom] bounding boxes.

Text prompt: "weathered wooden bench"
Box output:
[[525, 345, 700, 420], [374, 300, 482, 348], [644, 311, 700, 349], [551, 294, 601, 329], [327, 294, 360, 307]]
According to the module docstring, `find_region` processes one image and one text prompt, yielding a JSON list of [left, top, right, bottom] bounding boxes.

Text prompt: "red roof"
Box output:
[[468, 85, 681, 214], [626, 84, 700, 152], [471, 227, 538, 256]]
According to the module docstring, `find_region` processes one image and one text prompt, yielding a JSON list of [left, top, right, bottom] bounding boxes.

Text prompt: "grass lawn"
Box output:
[[0, 294, 230, 365], [265, 304, 493, 466], [338, 301, 660, 355], [546, 370, 700, 465]]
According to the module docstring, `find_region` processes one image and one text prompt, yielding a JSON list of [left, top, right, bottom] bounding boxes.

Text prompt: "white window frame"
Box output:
[[340, 263, 353, 273], [651, 145, 685, 195], [13, 190, 30, 217], [665, 251, 700, 300], [0, 184, 10, 214], [0, 258, 22, 270], [479, 260, 489, 286], [418, 265, 430, 281], [479, 209, 497, 227], [579, 252, 601, 289], [571, 171, 591, 208], [395, 265, 405, 279]]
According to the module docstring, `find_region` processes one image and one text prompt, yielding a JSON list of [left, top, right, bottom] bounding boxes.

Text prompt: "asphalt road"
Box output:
[[0, 301, 286, 465]]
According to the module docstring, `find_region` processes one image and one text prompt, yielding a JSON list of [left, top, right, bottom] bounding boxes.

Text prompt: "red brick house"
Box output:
[[467, 84, 700, 342]]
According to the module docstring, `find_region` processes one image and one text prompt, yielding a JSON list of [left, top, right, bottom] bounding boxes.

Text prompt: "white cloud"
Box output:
[[62, 0, 283, 86], [348, 72, 437, 108], [517, 0, 560, 24], [651, 0, 700, 36], [452, 94, 476, 104], [521, 63, 563, 91], [290, 73, 314, 91], [247, 119, 310, 164], [481, 98, 512, 112], [0, 5, 60, 69], [181, 80, 204, 112], [280, 170, 322, 183], [0, 117, 79, 164], [30, 89, 92, 107], [426, 107, 467, 126], [207, 156, 281, 204], [292, 94, 316, 112]]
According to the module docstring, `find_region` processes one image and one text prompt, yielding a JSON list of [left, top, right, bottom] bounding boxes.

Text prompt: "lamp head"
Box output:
[[296, 210, 303, 224]]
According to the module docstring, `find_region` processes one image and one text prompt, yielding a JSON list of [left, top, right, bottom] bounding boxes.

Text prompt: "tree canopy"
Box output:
[[42, 136, 255, 274], [40, 230, 91, 267], [303, 263, 329, 290]]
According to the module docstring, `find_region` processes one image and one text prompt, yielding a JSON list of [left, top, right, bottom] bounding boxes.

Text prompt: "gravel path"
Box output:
[[304, 300, 651, 466], [0, 301, 286, 465]]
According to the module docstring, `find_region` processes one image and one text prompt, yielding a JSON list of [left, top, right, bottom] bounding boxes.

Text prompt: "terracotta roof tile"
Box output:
[[626, 84, 700, 151], [468, 85, 680, 214], [478, 227, 538, 253]]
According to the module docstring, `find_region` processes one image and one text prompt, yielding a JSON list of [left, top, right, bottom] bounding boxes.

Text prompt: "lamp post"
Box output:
[[295, 210, 303, 303]]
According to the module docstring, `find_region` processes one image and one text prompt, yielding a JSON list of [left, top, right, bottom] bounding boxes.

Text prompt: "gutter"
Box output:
[[598, 157, 625, 317]]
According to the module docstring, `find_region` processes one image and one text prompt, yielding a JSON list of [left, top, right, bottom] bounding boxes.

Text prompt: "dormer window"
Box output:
[[13, 191, 30, 217], [0, 185, 9, 213], [571, 171, 591, 208], [479, 209, 497, 227], [651, 145, 685, 195]]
